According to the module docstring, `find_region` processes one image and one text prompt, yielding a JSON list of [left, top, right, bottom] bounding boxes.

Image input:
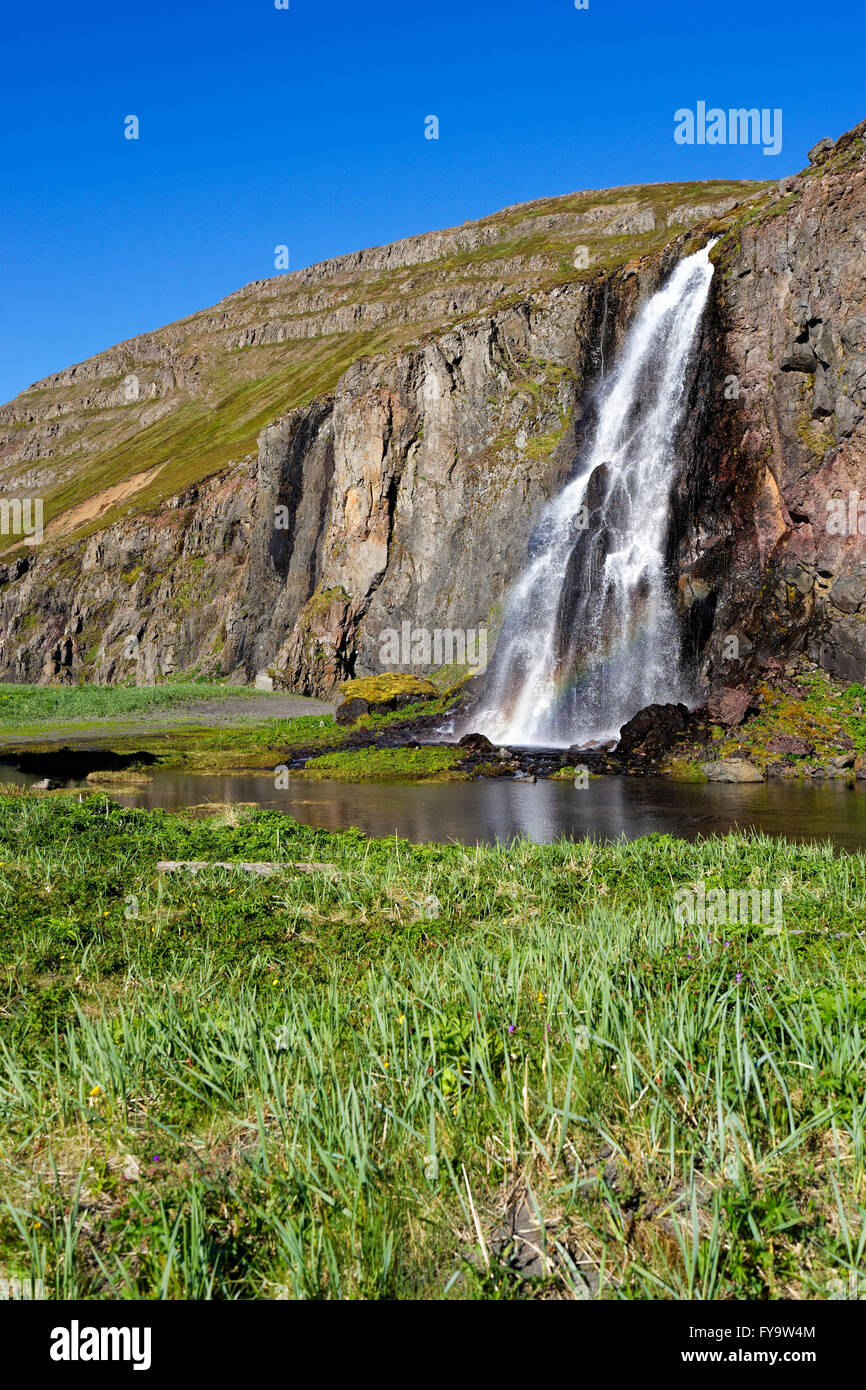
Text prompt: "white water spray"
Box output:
[[466, 243, 715, 747]]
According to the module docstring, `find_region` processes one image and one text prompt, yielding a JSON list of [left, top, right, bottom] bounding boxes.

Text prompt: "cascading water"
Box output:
[[466, 243, 715, 748]]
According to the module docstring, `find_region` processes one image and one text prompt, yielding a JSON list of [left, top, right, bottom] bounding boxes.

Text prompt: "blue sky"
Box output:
[[1, 0, 864, 405]]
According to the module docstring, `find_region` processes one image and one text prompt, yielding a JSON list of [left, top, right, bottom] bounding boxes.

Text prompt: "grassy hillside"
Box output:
[[0, 179, 770, 551]]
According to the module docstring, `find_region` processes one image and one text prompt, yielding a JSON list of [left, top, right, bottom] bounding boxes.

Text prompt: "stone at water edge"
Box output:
[[701, 760, 764, 783], [617, 702, 691, 757], [457, 731, 496, 753]]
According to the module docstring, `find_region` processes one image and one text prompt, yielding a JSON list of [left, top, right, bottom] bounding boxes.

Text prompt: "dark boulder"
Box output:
[[617, 702, 691, 759], [458, 731, 496, 753], [335, 697, 370, 726]]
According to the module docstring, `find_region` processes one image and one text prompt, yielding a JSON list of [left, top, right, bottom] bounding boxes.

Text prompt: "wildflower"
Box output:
[[507, 1024, 516, 1034], [151, 1155, 160, 1164], [87, 1084, 104, 1108], [735, 972, 743, 983], [397, 1014, 405, 1024], [536, 992, 544, 1004]]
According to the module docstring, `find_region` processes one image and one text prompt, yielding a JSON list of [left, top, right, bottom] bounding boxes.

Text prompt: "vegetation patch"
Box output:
[[0, 795, 862, 1300], [300, 744, 466, 782]]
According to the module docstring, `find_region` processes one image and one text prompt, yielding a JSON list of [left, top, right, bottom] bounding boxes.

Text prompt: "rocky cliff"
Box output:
[[0, 125, 863, 701], [675, 123, 866, 689]]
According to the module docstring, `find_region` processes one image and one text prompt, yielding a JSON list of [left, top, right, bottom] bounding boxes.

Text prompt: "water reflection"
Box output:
[[97, 772, 866, 851]]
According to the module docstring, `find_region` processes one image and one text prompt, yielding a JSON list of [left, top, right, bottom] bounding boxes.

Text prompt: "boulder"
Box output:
[[766, 734, 814, 757], [702, 760, 764, 783], [706, 686, 754, 727], [334, 673, 438, 725], [457, 731, 496, 753], [617, 702, 690, 758], [808, 137, 834, 166], [828, 752, 856, 770], [335, 696, 370, 726]]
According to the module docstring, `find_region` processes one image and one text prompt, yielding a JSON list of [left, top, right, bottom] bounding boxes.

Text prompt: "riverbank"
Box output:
[[0, 792, 863, 1299]]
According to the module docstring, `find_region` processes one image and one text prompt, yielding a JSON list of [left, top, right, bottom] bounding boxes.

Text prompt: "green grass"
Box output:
[[300, 745, 466, 782], [0, 792, 863, 1300], [0, 683, 261, 730]]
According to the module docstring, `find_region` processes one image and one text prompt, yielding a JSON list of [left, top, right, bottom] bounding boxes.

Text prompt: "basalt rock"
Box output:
[[617, 702, 692, 759]]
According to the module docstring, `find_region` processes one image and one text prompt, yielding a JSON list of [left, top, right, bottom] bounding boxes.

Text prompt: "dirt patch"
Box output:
[[43, 464, 166, 543]]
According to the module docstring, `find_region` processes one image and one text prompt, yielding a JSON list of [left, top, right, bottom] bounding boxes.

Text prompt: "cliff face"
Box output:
[[671, 120, 866, 689], [0, 127, 864, 700]]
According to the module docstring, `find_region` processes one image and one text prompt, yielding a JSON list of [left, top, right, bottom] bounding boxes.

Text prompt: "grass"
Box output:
[[0, 683, 262, 730], [300, 745, 466, 782], [0, 792, 863, 1300]]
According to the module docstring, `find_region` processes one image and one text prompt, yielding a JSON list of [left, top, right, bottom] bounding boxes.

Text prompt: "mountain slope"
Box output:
[[0, 179, 767, 550], [2, 123, 864, 700]]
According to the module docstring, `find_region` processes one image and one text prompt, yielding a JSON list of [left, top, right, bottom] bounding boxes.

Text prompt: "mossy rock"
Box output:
[[335, 673, 438, 725]]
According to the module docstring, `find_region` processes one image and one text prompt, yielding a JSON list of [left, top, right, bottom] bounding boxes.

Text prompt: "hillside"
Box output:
[[0, 121, 864, 700], [0, 179, 767, 549]]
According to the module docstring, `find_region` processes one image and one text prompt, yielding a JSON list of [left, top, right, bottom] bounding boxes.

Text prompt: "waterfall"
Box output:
[[466, 243, 715, 748]]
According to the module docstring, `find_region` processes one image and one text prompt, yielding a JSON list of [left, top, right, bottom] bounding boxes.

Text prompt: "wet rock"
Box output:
[[702, 759, 764, 783], [617, 702, 691, 760], [458, 731, 495, 753]]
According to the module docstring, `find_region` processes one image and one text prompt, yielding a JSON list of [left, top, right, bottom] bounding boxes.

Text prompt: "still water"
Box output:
[[88, 770, 866, 851]]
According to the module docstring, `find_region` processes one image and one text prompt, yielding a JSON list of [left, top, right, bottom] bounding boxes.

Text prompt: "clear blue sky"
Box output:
[[2, 0, 864, 405]]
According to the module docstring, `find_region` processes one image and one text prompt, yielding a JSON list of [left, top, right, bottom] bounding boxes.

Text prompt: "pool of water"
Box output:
[[75, 770, 866, 850]]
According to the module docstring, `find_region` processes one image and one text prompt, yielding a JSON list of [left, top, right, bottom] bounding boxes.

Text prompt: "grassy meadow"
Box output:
[[0, 790, 863, 1300]]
